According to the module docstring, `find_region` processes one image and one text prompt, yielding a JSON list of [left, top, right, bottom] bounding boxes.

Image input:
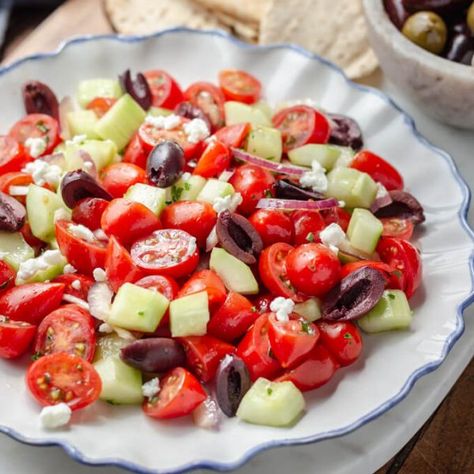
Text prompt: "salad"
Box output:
[[0, 68, 424, 430]]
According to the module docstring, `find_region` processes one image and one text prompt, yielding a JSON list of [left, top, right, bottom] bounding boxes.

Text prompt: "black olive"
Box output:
[[146, 140, 185, 188], [327, 113, 364, 151], [0, 192, 26, 232], [402, 0, 470, 14], [384, 0, 410, 29], [374, 190, 425, 224], [22, 81, 59, 120], [174, 101, 212, 132], [444, 32, 474, 63], [60, 170, 112, 209], [119, 69, 152, 110], [275, 179, 325, 201]]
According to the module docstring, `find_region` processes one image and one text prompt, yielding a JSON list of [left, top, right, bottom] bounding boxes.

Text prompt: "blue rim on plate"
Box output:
[[0, 27, 473, 474]]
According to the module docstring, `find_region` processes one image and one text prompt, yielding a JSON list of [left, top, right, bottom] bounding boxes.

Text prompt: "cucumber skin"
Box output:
[[77, 79, 123, 108], [0, 232, 34, 271]]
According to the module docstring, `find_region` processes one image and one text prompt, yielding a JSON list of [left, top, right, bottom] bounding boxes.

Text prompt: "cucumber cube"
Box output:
[[252, 101, 273, 120], [0, 232, 34, 271], [358, 290, 412, 333], [246, 126, 282, 162], [94, 334, 131, 361], [175, 175, 207, 201], [66, 110, 99, 139], [210, 247, 259, 295], [288, 144, 348, 171], [294, 298, 321, 322], [237, 378, 305, 427], [108, 283, 169, 333], [124, 183, 167, 216], [147, 107, 172, 117], [65, 139, 117, 172], [15, 252, 66, 285], [196, 179, 234, 204], [77, 79, 122, 108], [224, 101, 271, 127], [347, 208, 383, 254], [94, 356, 143, 405], [169, 291, 210, 337], [95, 94, 146, 151]]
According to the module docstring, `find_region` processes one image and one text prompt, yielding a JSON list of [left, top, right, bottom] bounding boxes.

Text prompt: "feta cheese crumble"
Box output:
[[376, 182, 389, 199], [299, 161, 328, 193], [22, 159, 62, 187], [71, 279, 81, 290], [320, 223, 347, 255], [93, 267, 107, 282], [212, 193, 243, 213], [270, 297, 295, 322], [24, 137, 47, 158], [98, 322, 113, 334], [181, 172, 192, 182], [68, 224, 96, 243], [53, 208, 71, 223], [8, 185, 30, 196], [16, 250, 66, 284], [63, 264, 77, 274], [183, 118, 210, 144], [142, 378, 160, 398], [145, 114, 181, 130], [39, 403, 71, 429], [65, 134, 87, 146], [93, 229, 109, 241]]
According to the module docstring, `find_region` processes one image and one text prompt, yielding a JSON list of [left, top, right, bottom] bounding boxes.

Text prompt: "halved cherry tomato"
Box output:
[[0, 261, 15, 293], [275, 343, 339, 391], [208, 291, 258, 342], [160, 200, 217, 248], [143, 367, 206, 419], [184, 82, 226, 130], [268, 313, 319, 368], [272, 106, 330, 152], [237, 313, 281, 381], [105, 236, 144, 292], [55, 220, 107, 275], [144, 70, 184, 109], [252, 293, 273, 314], [286, 243, 341, 297], [86, 97, 117, 118], [100, 198, 161, 246], [20, 222, 45, 252], [229, 164, 276, 215], [320, 207, 352, 232], [381, 217, 414, 240], [214, 123, 250, 148], [179, 335, 235, 382], [193, 140, 230, 178], [178, 270, 227, 311], [72, 197, 110, 230], [340, 260, 401, 289], [249, 209, 294, 247], [0, 282, 64, 325], [123, 133, 149, 169], [291, 210, 326, 245], [317, 321, 362, 367], [26, 352, 101, 410], [0, 318, 36, 359], [0, 171, 32, 204], [377, 237, 422, 298], [100, 162, 147, 199], [350, 150, 404, 191], [34, 304, 96, 362], [52, 274, 94, 301], [131, 229, 199, 278], [0, 136, 29, 174], [218, 69, 261, 104], [9, 114, 60, 156]]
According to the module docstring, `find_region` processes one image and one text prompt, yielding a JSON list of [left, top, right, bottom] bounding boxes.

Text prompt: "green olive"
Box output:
[[468, 2, 474, 35], [402, 11, 447, 55]]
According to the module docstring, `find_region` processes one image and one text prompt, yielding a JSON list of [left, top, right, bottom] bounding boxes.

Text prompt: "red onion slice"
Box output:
[[87, 282, 113, 322], [256, 197, 339, 211], [78, 150, 98, 178], [193, 397, 220, 430], [370, 192, 393, 214]]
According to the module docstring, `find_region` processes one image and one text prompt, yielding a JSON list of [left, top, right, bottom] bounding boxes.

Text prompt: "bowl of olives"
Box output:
[[363, 0, 474, 128]]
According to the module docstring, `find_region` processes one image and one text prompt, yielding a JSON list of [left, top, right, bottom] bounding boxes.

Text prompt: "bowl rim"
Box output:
[[0, 27, 473, 474]]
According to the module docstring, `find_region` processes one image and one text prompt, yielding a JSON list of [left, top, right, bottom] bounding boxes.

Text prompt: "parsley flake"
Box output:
[[306, 232, 314, 242], [301, 321, 311, 334], [343, 332, 352, 339], [138, 311, 145, 316], [267, 387, 273, 396], [388, 293, 396, 300]]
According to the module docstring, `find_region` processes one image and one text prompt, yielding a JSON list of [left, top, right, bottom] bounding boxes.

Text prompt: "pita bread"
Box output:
[[192, 0, 270, 24], [259, 0, 378, 79], [213, 11, 259, 42]]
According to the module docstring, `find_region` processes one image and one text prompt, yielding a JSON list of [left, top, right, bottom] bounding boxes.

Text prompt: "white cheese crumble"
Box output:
[[376, 182, 389, 199], [68, 224, 96, 243], [22, 159, 62, 187], [142, 378, 160, 398], [63, 264, 77, 274], [93, 267, 107, 282], [8, 185, 30, 196], [183, 118, 210, 144], [24, 137, 47, 158], [98, 322, 113, 334], [181, 172, 192, 181], [39, 403, 72, 429], [320, 223, 347, 255], [270, 297, 295, 322], [299, 161, 328, 193], [71, 279, 81, 290], [212, 193, 243, 213], [145, 114, 181, 130], [16, 250, 66, 284], [65, 134, 87, 146], [205, 134, 218, 145], [93, 229, 108, 241], [53, 208, 71, 223]]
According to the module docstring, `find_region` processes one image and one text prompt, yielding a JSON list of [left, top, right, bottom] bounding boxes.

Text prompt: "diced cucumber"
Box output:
[[147, 107, 172, 117], [124, 183, 167, 216], [77, 79, 122, 108], [94, 334, 130, 361], [108, 283, 169, 332], [236, 378, 305, 427], [245, 126, 282, 162], [175, 175, 207, 201], [252, 101, 273, 120], [196, 179, 234, 204], [209, 247, 259, 295], [0, 232, 34, 271], [15, 252, 66, 285], [65, 139, 117, 172], [294, 298, 321, 322], [95, 94, 146, 151], [27, 185, 64, 242], [326, 167, 377, 209], [169, 291, 209, 337], [358, 290, 412, 333], [224, 101, 272, 128], [288, 144, 349, 171], [347, 208, 383, 254], [333, 147, 356, 168], [66, 110, 99, 139], [94, 356, 143, 405]]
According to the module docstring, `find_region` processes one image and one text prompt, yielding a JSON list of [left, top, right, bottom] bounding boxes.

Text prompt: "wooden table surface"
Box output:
[[1, 1, 472, 473]]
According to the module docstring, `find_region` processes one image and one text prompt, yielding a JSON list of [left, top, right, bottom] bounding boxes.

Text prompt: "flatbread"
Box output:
[[213, 11, 259, 42], [259, 0, 378, 79], [192, 0, 270, 24]]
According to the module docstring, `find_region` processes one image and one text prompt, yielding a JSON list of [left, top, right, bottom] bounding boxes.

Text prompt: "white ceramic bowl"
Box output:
[[0, 28, 473, 474], [363, 0, 474, 129]]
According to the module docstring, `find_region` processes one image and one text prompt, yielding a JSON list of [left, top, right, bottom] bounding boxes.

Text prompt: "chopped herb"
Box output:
[[170, 185, 185, 202], [251, 306, 258, 313], [266, 156, 275, 161], [36, 121, 49, 133], [31, 352, 42, 361], [183, 182, 191, 191], [388, 293, 395, 300], [267, 387, 273, 396], [165, 200, 172, 205], [306, 232, 314, 242], [301, 321, 311, 334], [264, 189, 273, 198], [343, 332, 352, 339], [138, 311, 145, 316]]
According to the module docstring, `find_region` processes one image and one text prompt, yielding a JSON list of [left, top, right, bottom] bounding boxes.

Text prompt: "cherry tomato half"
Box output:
[[26, 352, 101, 410], [184, 81, 226, 130], [317, 321, 362, 367], [52, 274, 94, 301], [86, 97, 117, 118], [0, 171, 33, 205], [72, 197, 109, 230], [218, 69, 261, 104], [0, 137, 29, 175], [193, 140, 230, 178], [381, 217, 414, 240], [100, 162, 147, 199], [214, 123, 250, 148], [178, 270, 227, 311], [0, 261, 15, 293], [249, 209, 294, 247], [320, 207, 352, 232], [291, 210, 326, 246], [0, 318, 36, 359], [123, 132, 149, 169], [144, 70, 184, 109]]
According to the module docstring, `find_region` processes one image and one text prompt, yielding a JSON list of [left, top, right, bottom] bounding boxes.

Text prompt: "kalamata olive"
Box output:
[[216, 210, 263, 265], [119, 69, 152, 110], [402, 0, 470, 14], [146, 140, 185, 188], [327, 113, 364, 151], [215, 354, 251, 417], [120, 338, 186, 373], [444, 33, 474, 62], [322, 267, 386, 321], [374, 190, 425, 224], [402, 11, 448, 54], [22, 80, 59, 119], [174, 101, 212, 132], [61, 170, 112, 209], [384, 0, 410, 29], [275, 179, 325, 201], [0, 192, 26, 232]]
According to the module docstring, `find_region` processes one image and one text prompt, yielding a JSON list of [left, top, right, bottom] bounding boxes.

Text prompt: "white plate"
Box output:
[[0, 29, 472, 474]]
